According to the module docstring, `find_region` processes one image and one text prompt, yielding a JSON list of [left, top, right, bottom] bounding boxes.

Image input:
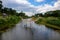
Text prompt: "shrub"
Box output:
[[0, 16, 21, 31], [47, 19, 60, 27], [35, 18, 42, 24]]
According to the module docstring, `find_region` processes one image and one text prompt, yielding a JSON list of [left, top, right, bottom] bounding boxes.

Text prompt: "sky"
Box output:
[[2, 0, 60, 16]]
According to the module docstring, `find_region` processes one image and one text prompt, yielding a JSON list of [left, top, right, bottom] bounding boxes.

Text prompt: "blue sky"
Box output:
[[28, 0, 57, 6], [2, 0, 60, 16]]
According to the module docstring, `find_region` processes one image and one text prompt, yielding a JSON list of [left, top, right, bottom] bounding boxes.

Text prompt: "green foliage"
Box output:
[[47, 19, 60, 27], [0, 16, 21, 31], [17, 11, 29, 19], [35, 17, 60, 30], [35, 18, 42, 24], [33, 10, 60, 17], [33, 13, 43, 18], [0, 0, 28, 18], [44, 10, 60, 17], [0, 0, 28, 31], [0, 0, 3, 11], [3, 7, 17, 15]]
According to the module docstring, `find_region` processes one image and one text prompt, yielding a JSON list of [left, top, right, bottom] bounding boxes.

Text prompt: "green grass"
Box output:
[[47, 19, 60, 27], [35, 18, 43, 24], [0, 16, 21, 32], [35, 17, 60, 30]]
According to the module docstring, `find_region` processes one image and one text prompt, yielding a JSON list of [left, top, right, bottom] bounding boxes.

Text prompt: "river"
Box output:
[[0, 19, 60, 40]]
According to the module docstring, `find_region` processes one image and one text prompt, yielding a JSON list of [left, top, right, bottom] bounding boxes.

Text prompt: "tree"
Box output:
[[3, 7, 17, 15], [8, 8, 17, 15], [44, 10, 60, 17], [17, 11, 28, 18], [52, 10, 60, 17], [34, 13, 43, 17], [0, 0, 3, 12], [18, 11, 25, 16]]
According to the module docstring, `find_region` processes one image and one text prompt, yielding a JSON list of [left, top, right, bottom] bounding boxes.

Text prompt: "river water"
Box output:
[[0, 19, 60, 40]]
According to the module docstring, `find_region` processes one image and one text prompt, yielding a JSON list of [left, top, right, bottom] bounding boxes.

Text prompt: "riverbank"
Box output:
[[0, 15, 21, 33], [34, 17, 60, 30]]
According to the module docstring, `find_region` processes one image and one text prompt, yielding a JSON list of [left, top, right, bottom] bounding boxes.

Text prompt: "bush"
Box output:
[[47, 19, 60, 27], [35, 18, 42, 24], [0, 16, 21, 31]]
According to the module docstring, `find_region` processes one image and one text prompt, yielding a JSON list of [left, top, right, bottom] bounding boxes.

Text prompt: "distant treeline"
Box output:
[[32, 10, 60, 17], [0, 0, 28, 18]]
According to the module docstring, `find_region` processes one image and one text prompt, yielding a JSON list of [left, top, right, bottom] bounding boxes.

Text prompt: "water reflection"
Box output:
[[0, 19, 60, 40], [30, 20, 60, 40]]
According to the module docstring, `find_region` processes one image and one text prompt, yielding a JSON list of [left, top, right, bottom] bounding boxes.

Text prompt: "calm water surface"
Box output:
[[0, 19, 60, 40]]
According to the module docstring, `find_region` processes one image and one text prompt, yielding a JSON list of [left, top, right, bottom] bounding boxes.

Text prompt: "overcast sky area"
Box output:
[[1, 0, 60, 16]]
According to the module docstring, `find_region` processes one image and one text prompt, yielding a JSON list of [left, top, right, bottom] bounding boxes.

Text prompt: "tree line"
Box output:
[[0, 0, 28, 18], [32, 10, 60, 17]]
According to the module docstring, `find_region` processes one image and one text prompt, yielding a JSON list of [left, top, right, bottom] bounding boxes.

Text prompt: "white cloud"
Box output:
[[2, 0, 37, 16], [25, 12, 35, 16], [36, 0, 60, 13], [54, 1, 60, 8], [36, 4, 53, 13], [2, 0, 60, 16], [35, 0, 44, 2], [15, 0, 30, 5]]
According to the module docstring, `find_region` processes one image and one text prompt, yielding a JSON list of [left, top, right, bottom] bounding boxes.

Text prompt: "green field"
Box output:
[[35, 17, 60, 30]]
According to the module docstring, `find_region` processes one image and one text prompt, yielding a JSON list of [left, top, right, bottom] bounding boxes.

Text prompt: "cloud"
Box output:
[[54, 1, 60, 8], [2, 0, 60, 16], [36, 0, 60, 13], [15, 0, 30, 5], [25, 12, 35, 16], [2, 0, 36, 11], [35, 0, 44, 2]]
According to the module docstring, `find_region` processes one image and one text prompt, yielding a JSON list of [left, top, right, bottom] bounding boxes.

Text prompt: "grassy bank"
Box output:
[[35, 17, 60, 30], [0, 16, 21, 33]]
